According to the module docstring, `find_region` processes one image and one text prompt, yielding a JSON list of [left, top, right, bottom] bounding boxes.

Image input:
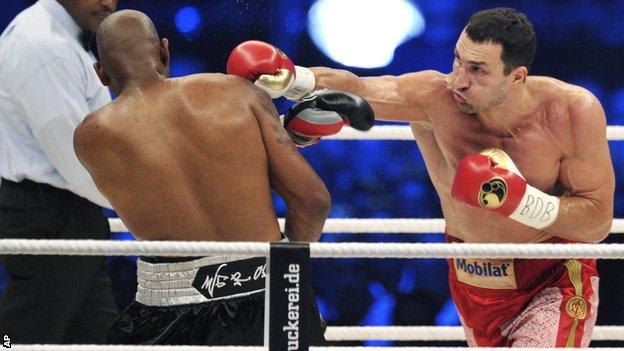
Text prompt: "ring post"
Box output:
[[264, 242, 311, 351]]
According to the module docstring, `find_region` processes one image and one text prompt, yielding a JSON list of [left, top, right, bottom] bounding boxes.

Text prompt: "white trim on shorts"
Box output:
[[136, 237, 288, 307]]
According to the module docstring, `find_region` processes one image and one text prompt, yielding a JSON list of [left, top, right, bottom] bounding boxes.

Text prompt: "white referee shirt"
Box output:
[[0, 0, 112, 208]]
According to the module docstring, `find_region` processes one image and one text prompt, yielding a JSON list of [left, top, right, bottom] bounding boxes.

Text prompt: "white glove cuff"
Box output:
[[283, 66, 316, 101], [508, 184, 560, 229]]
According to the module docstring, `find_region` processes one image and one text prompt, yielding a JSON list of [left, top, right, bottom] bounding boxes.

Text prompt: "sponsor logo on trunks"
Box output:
[[454, 258, 517, 289], [566, 296, 587, 320], [478, 177, 507, 209], [283, 263, 301, 351], [192, 257, 266, 300]]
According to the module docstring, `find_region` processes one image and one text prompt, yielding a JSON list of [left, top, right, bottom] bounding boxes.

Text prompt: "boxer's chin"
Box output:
[[457, 102, 477, 114]]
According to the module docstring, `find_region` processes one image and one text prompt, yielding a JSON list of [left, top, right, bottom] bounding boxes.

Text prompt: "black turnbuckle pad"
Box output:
[[266, 242, 311, 351]]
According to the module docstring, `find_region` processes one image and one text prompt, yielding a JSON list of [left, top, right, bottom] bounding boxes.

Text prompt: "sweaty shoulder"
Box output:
[[182, 73, 260, 96], [74, 107, 109, 161], [180, 73, 274, 110], [530, 76, 605, 126], [529, 76, 606, 158]]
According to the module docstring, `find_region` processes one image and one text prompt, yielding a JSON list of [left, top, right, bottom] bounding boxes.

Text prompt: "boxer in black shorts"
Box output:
[[73, 10, 370, 346], [108, 254, 326, 345]]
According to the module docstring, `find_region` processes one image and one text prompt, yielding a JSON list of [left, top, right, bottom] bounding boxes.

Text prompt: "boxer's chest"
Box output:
[[431, 109, 563, 194]]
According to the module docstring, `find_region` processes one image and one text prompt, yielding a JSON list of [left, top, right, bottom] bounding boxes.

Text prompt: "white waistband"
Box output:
[[136, 255, 265, 307], [136, 236, 290, 307]]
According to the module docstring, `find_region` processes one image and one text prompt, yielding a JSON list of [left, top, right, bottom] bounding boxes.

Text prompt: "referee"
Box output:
[[0, 0, 118, 344]]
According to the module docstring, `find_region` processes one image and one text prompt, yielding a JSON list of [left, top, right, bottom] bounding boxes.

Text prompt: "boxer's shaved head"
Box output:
[[94, 10, 169, 95], [97, 10, 159, 63]]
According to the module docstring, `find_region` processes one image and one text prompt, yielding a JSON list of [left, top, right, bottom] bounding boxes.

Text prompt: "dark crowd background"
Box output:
[[2, 0, 624, 347]]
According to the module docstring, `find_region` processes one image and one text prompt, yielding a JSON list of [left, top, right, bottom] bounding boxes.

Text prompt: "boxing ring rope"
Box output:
[[324, 125, 624, 140], [5, 239, 624, 345], [12, 347, 264, 351], [107, 218, 624, 234], [3, 239, 624, 258], [325, 326, 624, 341], [10, 347, 624, 351], [12, 347, 624, 351]]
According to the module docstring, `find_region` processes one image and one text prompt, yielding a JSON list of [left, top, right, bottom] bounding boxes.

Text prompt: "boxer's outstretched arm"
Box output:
[[251, 90, 331, 242], [310, 67, 443, 122], [546, 90, 614, 242]]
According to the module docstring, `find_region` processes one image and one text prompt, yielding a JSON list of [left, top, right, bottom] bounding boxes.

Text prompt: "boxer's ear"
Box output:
[[160, 38, 170, 73], [511, 66, 528, 85], [93, 61, 110, 86]]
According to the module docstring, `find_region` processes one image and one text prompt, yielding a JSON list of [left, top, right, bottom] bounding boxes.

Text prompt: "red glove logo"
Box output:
[[453, 148, 560, 229], [478, 177, 508, 209]]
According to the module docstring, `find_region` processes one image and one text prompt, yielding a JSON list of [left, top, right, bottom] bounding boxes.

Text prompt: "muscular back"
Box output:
[[75, 74, 281, 241]]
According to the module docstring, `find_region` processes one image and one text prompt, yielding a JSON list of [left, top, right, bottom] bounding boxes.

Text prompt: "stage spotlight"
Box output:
[[307, 0, 425, 68], [175, 6, 201, 34]]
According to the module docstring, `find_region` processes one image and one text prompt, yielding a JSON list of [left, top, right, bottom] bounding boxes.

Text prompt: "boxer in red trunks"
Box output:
[[225, 7, 614, 347], [447, 235, 599, 346]]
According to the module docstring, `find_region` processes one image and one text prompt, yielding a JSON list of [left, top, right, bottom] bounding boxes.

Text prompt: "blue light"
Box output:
[[285, 9, 304, 35], [397, 267, 416, 294], [111, 232, 135, 241], [315, 295, 339, 321], [400, 181, 426, 201], [272, 193, 287, 216], [169, 56, 205, 77], [361, 282, 396, 346], [175, 6, 201, 34], [308, 0, 425, 68], [435, 298, 461, 326], [609, 88, 624, 124]]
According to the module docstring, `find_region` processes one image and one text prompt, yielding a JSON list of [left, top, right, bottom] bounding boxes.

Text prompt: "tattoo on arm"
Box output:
[[271, 122, 284, 144], [255, 93, 298, 152], [271, 120, 297, 152]]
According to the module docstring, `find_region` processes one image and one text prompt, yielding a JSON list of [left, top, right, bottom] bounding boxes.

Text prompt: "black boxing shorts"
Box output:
[[107, 254, 326, 346]]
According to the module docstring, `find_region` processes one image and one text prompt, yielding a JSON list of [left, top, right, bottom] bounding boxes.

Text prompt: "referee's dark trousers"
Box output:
[[0, 178, 118, 343]]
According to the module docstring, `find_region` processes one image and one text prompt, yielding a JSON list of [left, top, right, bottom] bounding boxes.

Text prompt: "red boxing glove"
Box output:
[[451, 148, 559, 229], [226, 41, 315, 100]]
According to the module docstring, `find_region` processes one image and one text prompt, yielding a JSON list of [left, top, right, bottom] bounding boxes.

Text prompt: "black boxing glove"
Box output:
[[281, 89, 374, 147]]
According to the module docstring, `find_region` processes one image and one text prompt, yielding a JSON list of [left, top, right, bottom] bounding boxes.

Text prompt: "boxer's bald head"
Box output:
[[94, 10, 169, 95]]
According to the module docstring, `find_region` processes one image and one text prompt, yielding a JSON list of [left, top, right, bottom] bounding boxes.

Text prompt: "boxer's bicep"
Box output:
[[559, 92, 614, 203], [555, 93, 614, 240]]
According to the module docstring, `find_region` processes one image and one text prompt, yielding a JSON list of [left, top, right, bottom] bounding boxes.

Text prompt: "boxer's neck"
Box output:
[[475, 84, 534, 137], [114, 64, 166, 95]]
